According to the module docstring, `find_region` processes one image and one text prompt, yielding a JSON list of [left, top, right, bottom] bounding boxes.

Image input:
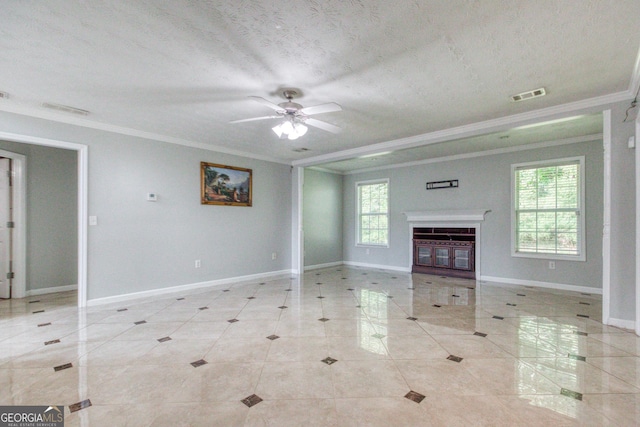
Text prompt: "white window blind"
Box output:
[[514, 158, 583, 258]]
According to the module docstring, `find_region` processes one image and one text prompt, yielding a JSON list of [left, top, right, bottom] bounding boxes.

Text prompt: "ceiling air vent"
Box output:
[[42, 102, 90, 116], [0, 91, 9, 99], [292, 148, 310, 152], [510, 88, 546, 102]]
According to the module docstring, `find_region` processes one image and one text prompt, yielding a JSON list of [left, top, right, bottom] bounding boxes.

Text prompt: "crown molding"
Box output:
[[0, 103, 289, 165]]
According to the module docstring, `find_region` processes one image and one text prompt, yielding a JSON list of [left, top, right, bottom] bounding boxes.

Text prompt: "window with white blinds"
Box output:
[[357, 179, 389, 246], [512, 157, 585, 260]]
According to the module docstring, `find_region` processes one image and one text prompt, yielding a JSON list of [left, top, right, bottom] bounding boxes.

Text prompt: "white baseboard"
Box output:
[[480, 275, 603, 295], [87, 270, 293, 307], [26, 284, 78, 296], [304, 261, 343, 271], [343, 261, 411, 273], [604, 317, 635, 331]]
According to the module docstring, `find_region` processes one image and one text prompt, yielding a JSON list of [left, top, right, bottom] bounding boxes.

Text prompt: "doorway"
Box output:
[[0, 157, 12, 298]]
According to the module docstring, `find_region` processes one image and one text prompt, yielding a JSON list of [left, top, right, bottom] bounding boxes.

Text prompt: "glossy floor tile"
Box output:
[[0, 267, 638, 426]]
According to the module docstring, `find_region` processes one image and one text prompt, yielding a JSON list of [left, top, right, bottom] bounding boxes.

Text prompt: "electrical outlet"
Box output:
[[272, 252, 277, 260], [195, 259, 201, 268], [549, 261, 555, 270]]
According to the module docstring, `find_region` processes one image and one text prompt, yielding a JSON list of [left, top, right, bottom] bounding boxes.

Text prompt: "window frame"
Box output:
[[356, 178, 390, 248], [511, 156, 586, 261]]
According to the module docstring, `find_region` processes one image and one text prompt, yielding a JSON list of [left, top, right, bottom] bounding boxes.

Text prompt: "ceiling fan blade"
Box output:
[[299, 102, 342, 116], [229, 115, 282, 124], [305, 118, 342, 134], [248, 96, 285, 112]]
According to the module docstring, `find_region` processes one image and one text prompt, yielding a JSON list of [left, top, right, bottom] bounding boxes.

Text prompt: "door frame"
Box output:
[[0, 132, 88, 307]]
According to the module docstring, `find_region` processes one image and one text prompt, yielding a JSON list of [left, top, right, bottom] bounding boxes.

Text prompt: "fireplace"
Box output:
[[412, 227, 475, 278], [404, 210, 490, 280]]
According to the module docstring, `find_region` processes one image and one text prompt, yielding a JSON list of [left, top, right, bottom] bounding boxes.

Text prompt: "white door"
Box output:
[[0, 158, 11, 298]]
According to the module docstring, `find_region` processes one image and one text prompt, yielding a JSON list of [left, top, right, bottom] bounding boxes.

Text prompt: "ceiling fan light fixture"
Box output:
[[272, 124, 284, 138]]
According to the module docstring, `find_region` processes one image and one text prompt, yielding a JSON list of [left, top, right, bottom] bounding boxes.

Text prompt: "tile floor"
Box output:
[[1, 266, 639, 426]]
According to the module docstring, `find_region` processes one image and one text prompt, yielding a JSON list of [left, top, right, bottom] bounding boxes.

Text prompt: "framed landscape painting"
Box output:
[[201, 162, 252, 206]]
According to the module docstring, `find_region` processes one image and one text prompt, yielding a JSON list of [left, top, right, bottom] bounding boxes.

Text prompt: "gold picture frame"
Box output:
[[200, 162, 252, 206]]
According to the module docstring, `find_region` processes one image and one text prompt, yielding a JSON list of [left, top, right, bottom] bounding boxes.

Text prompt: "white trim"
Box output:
[[88, 269, 293, 306], [480, 275, 602, 295], [343, 261, 411, 273], [608, 317, 636, 331], [0, 131, 88, 308], [293, 92, 631, 168], [0, 105, 287, 165], [405, 210, 490, 223], [291, 167, 304, 275], [602, 110, 612, 325], [341, 134, 602, 175], [636, 113, 640, 335], [511, 156, 586, 262], [0, 149, 26, 299], [304, 261, 344, 271], [26, 284, 78, 296]]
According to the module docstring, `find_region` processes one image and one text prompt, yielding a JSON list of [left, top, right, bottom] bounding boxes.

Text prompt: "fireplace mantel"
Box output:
[[404, 209, 490, 223]]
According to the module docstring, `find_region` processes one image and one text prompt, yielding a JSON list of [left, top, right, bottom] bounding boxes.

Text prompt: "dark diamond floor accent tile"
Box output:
[[318, 318, 330, 322], [579, 302, 591, 305], [45, 339, 60, 346], [321, 357, 338, 365], [242, 394, 263, 408], [38, 322, 52, 327], [387, 295, 393, 299], [426, 281, 432, 284], [28, 300, 40, 304], [176, 297, 185, 300], [199, 306, 209, 310], [506, 303, 517, 306], [317, 296, 325, 299], [474, 332, 488, 337], [316, 282, 323, 285], [157, 336, 172, 343], [372, 333, 385, 339], [69, 399, 92, 413], [117, 308, 128, 312], [259, 282, 266, 285], [561, 388, 583, 401], [278, 306, 288, 309], [467, 287, 475, 290], [492, 316, 504, 320], [406, 316, 418, 321], [342, 278, 347, 280], [372, 282, 379, 284], [191, 359, 207, 368], [577, 314, 590, 318], [362, 273, 368, 275], [32, 310, 45, 314], [54, 362, 73, 372], [405, 390, 426, 403], [247, 297, 256, 300], [574, 331, 588, 336], [517, 294, 526, 297], [222, 289, 230, 292], [266, 335, 280, 340], [228, 319, 239, 323], [316, 273, 321, 276], [568, 353, 586, 362], [355, 305, 362, 308], [285, 289, 292, 291], [391, 276, 397, 279], [347, 288, 355, 291], [581, 293, 591, 296], [134, 320, 147, 325], [440, 276, 447, 279], [452, 295, 460, 298], [408, 287, 415, 290], [447, 355, 463, 363]]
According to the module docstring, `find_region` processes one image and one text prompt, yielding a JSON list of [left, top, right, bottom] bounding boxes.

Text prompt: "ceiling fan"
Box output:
[[230, 90, 342, 140]]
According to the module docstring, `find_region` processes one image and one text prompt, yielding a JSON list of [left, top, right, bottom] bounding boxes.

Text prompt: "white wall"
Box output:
[[0, 111, 292, 301], [343, 139, 604, 289], [303, 168, 343, 267], [0, 140, 78, 292]]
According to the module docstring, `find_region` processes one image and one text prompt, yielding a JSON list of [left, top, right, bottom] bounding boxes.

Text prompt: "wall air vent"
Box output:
[[0, 91, 9, 99], [42, 102, 90, 116], [510, 87, 546, 102]]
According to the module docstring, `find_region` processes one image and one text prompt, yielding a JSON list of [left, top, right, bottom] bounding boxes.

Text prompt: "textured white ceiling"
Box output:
[[0, 1, 638, 165]]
